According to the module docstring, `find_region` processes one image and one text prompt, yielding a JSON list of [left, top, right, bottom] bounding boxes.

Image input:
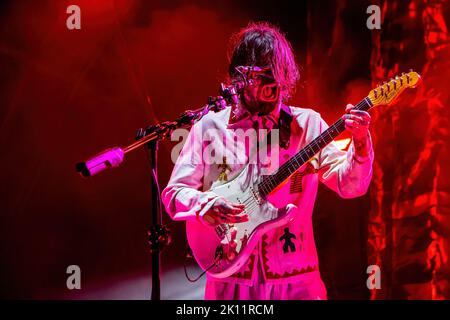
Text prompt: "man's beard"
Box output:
[[241, 84, 280, 115], [241, 97, 278, 115]]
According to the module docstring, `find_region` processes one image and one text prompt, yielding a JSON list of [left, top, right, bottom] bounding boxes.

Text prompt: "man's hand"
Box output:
[[202, 197, 248, 226], [343, 104, 371, 157]]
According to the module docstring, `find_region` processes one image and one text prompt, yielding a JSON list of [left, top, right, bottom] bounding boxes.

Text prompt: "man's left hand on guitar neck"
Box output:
[[343, 104, 372, 159]]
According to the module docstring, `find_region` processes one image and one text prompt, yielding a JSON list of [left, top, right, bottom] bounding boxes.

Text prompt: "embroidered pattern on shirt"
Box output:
[[289, 161, 318, 194], [261, 234, 318, 279], [217, 156, 232, 182], [229, 251, 256, 280], [279, 227, 296, 253]]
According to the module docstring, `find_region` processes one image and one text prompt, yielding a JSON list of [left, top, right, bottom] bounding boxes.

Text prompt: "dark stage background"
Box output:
[[0, 0, 448, 299]]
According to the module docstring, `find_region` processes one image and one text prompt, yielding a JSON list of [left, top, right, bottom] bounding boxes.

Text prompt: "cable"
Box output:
[[183, 246, 219, 282]]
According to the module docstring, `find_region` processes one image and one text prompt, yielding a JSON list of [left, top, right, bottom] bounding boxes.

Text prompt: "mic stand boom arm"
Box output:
[[76, 93, 231, 178], [75, 83, 240, 300]]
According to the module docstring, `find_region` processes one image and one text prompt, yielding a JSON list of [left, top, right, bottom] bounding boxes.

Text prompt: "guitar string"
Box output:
[[217, 93, 365, 251], [219, 82, 404, 252], [231, 97, 371, 210], [245, 202, 258, 212], [221, 198, 257, 243], [242, 195, 257, 209], [258, 118, 345, 195], [264, 99, 367, 185], [239, 116, 343, 204], [258, 97, 371, 195], [242, 201, 255, 210]]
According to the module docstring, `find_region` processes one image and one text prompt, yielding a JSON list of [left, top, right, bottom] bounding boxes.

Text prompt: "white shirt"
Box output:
[[162, 105, 374, 285]]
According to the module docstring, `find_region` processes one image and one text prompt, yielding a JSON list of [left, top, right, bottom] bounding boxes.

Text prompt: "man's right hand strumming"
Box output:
[[201, 198, 248, 226]]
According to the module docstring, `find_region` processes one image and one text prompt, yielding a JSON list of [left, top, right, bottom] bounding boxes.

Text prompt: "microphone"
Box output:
[[219, 81, 245, 106], [76, 78, 248, 179], [231, 66, 280, 103], [76, 147, 124, 178]]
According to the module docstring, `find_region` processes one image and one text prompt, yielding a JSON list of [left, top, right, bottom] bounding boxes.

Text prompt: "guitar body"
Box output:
[[186, 71, 421, 279], [186, 160, 301, 279]]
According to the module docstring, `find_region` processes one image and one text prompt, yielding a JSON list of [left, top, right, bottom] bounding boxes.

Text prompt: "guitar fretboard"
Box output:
[[257, 97, 373, 197]]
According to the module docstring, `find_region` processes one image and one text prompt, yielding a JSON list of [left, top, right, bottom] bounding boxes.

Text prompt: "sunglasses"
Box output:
[[235, 66, 276, 85]]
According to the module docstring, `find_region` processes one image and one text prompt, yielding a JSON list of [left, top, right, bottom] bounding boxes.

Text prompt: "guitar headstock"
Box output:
[[368, 71, 421, 107]]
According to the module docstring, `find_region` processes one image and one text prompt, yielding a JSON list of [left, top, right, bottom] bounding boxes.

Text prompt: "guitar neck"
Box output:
[[258, 97, 373, 196]]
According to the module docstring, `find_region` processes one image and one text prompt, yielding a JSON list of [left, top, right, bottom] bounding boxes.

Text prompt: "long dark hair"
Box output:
[[228, 22, 300, 101]]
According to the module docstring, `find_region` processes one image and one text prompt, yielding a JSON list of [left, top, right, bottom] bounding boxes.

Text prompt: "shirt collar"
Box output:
[[227, 102, 281, 130]]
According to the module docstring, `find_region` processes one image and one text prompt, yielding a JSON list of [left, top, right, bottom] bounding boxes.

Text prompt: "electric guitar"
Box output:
[[186, 71, 421, 278]]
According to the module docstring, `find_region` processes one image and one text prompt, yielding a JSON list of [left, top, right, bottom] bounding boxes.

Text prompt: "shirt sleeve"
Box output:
[[313, 113, 374, 199], [161, 121, 220, 222]]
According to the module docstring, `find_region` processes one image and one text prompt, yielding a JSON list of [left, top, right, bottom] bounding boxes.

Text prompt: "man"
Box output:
[[162, 22, 373, 300]]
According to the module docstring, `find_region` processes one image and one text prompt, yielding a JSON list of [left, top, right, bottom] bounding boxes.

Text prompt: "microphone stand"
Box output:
[[135, 97, 229, 301], [144, 138, 164, 300], [76, 83, 241, 300]]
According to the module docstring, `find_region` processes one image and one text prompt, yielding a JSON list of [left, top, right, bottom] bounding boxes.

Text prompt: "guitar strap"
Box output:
[[237, 104, 293, 187], [278, 104, 293, 149]]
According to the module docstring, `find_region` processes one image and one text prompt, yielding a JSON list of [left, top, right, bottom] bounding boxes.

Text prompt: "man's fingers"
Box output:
[[345, 104, 354, 112], [222, 201, 245, 211], [350, 109, 371, 118], [350, 110, 371, 123], [229, 206, 245, 215], [209, 198, 249, 224], [218, 212, 248, 224], [219, 202, 244, 215], [345, 120, 363, 133], [345, 105, 371, 123], [345, 116, 369, 127], [235, 215, 249, 223], [347, 115, 366, 125], [349, 114, 364, 122], [224, 213, 249, 223], [345, 123, 355, 131], [345, 119, 357, 127]]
